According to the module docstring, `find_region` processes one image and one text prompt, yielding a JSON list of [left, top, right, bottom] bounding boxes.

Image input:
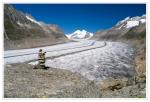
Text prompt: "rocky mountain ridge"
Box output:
[[92, 14, 146, 41], [4, 4, 68, 50]]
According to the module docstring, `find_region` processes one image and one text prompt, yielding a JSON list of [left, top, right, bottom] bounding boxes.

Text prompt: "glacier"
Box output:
[[4, 40, 136, 81]]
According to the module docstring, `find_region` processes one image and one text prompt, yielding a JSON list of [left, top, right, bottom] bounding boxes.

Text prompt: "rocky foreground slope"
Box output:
[[4, 63, 145, 98], [4, 63, 101, 98], [4, 4, 68, 50]]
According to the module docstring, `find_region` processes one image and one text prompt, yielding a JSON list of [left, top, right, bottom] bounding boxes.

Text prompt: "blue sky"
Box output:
[[12, 4, 146, 34]]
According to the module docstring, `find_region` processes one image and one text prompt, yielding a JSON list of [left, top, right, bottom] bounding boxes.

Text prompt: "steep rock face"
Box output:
[[92, 15, 146, 41], [4, 4, 68, 50]]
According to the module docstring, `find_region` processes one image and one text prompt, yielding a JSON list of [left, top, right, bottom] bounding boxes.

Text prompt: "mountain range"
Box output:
[[92, 14, 146, 40], [92, 14, 146, 78], [4, 4, 146, 51], [4, 4, 68, 50], [66, 30, 93, 40]]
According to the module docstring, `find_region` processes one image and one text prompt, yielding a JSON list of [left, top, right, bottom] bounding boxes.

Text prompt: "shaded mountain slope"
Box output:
[[4, 4, 68, 50]]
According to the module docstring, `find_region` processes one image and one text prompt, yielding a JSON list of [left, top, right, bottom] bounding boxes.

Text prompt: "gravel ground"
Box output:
[[4, 63, 146, 98], [101, 83, 146, 98], [4, 63, 101, 98]]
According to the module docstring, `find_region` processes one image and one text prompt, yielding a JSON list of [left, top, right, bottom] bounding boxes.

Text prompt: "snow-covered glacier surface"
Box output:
[[4, 40, 104, 64], [4, 40, 136, 81], [31, 41, 135, 81]]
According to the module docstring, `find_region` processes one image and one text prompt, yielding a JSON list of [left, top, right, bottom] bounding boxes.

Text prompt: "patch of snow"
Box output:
[[125, 20, 139, 28], [67, 29, 93, 40], [17, 21, 23, 27], [115, 14, 146, 29], [116, 24, 125, 30], [26, 15, 41, 26], [74, 30, 82, 34], [142, 14, 146, 18], [29, 61, 38, 65], [140, 19, 146, 23], [130, 16, 140, 21], [65, 34, 72, 39], [89, 32, 93, 37], [120, 17, 130, 23], [116, 17, 130, 26]]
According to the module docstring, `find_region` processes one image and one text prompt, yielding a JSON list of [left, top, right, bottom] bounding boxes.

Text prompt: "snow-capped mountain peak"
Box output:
[[115, 14, 146, 29], [116, 16, 130, 26], [67, 30, 94, 40], [74, 30, 82, 34]]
